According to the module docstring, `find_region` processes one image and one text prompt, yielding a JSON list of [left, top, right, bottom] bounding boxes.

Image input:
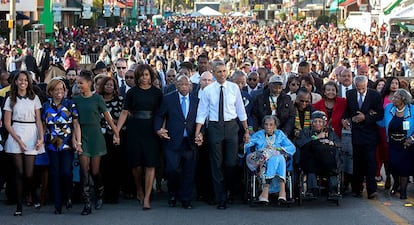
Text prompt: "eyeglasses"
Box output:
[[248, 78, 257, 82], [167, 74, 176, 77], [299, 100, 310, 103], [125, 76, 134, 79], [117, 67, 127, 70]]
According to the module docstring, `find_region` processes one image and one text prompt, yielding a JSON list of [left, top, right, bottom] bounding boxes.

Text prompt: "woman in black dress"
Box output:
[[117, 64, 163, 210]]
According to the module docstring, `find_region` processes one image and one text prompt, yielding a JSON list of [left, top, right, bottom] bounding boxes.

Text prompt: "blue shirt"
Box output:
[[42, 98, 78, 151]]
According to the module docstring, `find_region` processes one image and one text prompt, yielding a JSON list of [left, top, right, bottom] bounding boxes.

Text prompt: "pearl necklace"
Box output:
[[396, 105, 406, 113], [265, 134, 275, 148]]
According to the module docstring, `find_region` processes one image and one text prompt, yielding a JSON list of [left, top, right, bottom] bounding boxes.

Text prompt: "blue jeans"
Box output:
[[48, 150, 73, 210]]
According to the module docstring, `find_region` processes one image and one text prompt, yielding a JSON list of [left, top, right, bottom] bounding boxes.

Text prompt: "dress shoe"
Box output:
[[142, 206, 151, 210], [217, 201, 227, 210], [54, 208, 62, 214], [14, 204, 22, 217], [400, 194, 408, 200], [182, 201, 193, 209], [368, 192, 378, 199], [95, 198, 103, 210], [258, 196, 269, 203], [66, 199, 73, 209], [278, 196, 287, 204], [34, 202, 41, 209], [353, 192, 362, 198], [168, 197, 177, 207], [81, 204, 92, 215]]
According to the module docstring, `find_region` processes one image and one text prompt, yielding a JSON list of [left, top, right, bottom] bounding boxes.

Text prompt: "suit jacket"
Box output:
[[154, 91, 199, 151], [251, 89, 295, 135], [343, 88, 384, 145], [337, 84, 355, 98]]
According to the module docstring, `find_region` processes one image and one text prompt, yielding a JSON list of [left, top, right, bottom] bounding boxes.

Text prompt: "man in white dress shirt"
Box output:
[[195, 61, 249, 209]]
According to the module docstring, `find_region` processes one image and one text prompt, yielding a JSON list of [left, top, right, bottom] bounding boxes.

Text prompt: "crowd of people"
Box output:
[[0, 15, 414, 216]]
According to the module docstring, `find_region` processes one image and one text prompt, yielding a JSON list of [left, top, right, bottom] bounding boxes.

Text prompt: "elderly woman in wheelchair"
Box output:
[[295, 111, 341, 199], [244, 115, 296, 204]]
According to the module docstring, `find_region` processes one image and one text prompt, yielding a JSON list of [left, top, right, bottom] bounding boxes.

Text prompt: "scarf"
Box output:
[[295, 108, 310, 131]]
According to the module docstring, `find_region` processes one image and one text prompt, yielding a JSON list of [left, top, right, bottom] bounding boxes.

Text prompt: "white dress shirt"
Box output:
[[196, 81, 247, 124]]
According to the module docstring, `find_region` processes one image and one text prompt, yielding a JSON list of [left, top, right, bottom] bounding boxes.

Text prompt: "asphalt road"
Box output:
[[0, 183, 414, 225]]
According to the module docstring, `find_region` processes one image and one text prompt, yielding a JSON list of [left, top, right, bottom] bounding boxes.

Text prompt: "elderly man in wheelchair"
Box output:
[[295, 111, 342, 200], [244, 115, 296, 204]]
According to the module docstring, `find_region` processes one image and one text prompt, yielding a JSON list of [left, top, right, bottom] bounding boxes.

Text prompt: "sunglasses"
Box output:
[[125, 76, 134, 79], [290, 83, 299, 86], [248, 78, 257, 82], [167, 75, 176, 77], [117, 67, 127, 70]]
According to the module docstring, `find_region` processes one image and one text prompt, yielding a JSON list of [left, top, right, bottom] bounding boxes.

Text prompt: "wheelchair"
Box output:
[[296, 144, 343, 206], [244, 151, 295, 207]]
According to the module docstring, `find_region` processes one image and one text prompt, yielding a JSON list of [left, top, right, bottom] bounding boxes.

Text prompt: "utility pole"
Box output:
[[9, 0, 16, 44]]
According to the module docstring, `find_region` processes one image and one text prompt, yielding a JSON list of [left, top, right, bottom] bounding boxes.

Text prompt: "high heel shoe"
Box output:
[[81, 204, 92, 216]]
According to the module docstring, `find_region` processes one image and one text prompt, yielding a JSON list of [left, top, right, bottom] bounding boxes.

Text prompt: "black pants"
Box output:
[[165, 138, 197, 202], [352, 144, 377, 194], [207, 120, 239, 203]]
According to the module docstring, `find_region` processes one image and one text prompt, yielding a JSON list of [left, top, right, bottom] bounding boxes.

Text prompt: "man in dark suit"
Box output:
[[342, 75, 384, 199], [154, 75, 199, 209]]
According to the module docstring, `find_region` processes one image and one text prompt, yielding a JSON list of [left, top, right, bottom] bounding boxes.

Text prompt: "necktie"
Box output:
[[358, 94, 364, 109], [120, 79, 126, 96], [219, 86, 224, 125], [181, 96, 187, 137]]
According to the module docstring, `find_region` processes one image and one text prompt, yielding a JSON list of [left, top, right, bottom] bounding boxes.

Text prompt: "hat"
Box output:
[[268, 75, 283, 85], [311, 111, 327, 121], [93, 61, 107, 72]]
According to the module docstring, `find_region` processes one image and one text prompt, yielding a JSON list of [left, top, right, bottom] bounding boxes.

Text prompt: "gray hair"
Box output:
[[212, 60, 225, 72], [395, 88, 413, 105], [262, 115, 280, 128], [353, 75, 368, 86], [176, 74, 191, 84], [231, 70, 246, 81]]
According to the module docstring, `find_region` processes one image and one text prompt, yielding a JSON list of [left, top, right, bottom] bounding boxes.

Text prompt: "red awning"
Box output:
[[339, 0, 357, 7]]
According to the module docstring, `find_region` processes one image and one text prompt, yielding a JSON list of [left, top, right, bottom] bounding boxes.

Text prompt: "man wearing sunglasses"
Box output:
[[244, 71, 262, 95], [113, 58, 129, 97]]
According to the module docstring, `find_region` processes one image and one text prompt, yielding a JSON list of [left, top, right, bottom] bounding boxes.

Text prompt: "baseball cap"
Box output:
[[268, 75, 283, 85]]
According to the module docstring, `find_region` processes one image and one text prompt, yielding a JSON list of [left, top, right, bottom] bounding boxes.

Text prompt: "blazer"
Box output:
[[154, 91, 199, 151], [313, 97, 347, 138], [343, 88, 384, 145], [378, 103, 414, 141], [251, 89, 294, 135]]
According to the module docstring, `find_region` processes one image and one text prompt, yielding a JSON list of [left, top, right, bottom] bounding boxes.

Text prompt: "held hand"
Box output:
[[195, 133, 203, 146], [35, 139, 43, 151], [243, 132, 250, 143], [342, 119, 351, 129], [76, 146, 83, 155], [113, 134, 120, 145], [352, 111, 365, 123], [156, 128, 170, 140]]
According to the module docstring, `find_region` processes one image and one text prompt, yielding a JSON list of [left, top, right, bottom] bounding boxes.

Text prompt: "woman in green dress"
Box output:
[[73, 70, 119, 215]]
